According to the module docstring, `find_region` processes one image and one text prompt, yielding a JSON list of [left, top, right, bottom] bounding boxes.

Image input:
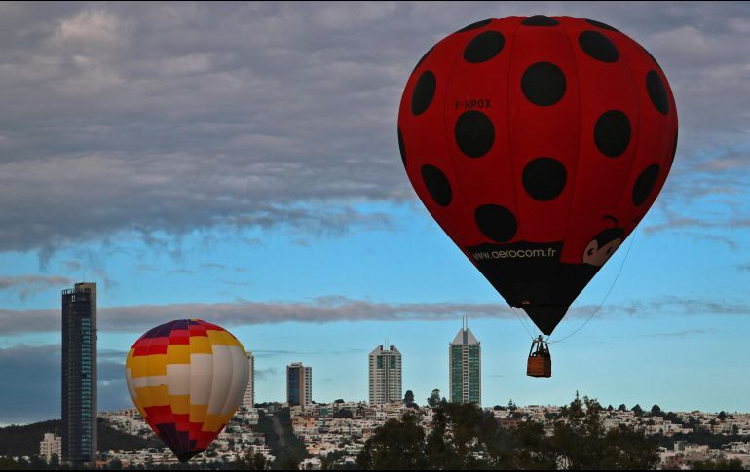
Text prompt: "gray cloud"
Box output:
[[63, 260, 81, 272], [0, 296, 519, 335], [0, 2, 747, 256], [0, 344, 130, 423], [0, 274, 73, 300], [1, 294, 748, 336], [252, 347, 366, 358], [254, 367, 279, 380], [638, 328, 721, 338], [599, 297, 750, 318], [202, 263, 247, 273]]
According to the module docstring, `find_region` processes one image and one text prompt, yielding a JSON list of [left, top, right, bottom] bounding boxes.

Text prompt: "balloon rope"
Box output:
[[546, 227, 638, 345], [510, 306, 537, 341]]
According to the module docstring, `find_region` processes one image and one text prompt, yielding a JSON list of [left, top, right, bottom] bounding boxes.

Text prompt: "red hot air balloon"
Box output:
[[398, 16, 678, 340]]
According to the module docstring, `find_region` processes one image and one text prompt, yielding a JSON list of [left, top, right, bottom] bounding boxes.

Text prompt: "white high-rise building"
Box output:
[[40, 432, 62, 463], [242, 351, 255, 409], [368, 343, 402, 405], [449, 316, 481, 405], [286, 362, 312, 407]]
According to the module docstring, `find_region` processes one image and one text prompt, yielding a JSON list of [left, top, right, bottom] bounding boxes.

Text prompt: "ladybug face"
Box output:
[[582, 224, 624, 266], [583, 237, 622, 267]]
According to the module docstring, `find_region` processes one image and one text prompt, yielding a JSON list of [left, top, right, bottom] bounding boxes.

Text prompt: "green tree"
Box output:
[[692, 458, 744, 470], [403, 390, 417, 408], [357, 393, 660, 471], [550, 393, 657, 469], [321, 450, 347, 470], [427, 389, 441, 408], [618, 404, 627, 412], [651, 404, 662, 416], [632, 404, 644, 417], [357, 414, 428, 469], [250, 452, 267, 470], [256, 409, 307, 469], [424, 405, 457, 468]]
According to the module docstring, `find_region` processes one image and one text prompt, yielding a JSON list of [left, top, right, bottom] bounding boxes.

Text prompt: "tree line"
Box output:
[[356, 393, 661, 470]]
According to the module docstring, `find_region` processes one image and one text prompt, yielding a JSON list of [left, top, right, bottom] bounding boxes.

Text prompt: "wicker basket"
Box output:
[[527, 355, 552, 378]]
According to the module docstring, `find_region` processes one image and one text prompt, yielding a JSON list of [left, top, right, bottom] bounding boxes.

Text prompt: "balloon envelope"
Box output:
[[398, 16, 678, 335], [125, 319, 249, 462]]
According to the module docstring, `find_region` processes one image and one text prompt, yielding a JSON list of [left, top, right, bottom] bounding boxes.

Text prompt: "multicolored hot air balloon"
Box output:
[[125, 319, 249, 462], [398, 15, 677, 372]]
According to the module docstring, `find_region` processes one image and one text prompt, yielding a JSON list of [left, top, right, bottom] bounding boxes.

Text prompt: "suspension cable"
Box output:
[[546, 227, 638, 345], [509, 306, 537, 341]]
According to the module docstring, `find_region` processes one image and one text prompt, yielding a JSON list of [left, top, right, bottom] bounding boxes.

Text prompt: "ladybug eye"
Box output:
[[607, 247, 613, 255], [587, 248, 595, 256]]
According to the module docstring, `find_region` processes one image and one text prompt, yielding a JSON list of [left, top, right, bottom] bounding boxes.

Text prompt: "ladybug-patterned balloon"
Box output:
[[398, 16, 678, 335]]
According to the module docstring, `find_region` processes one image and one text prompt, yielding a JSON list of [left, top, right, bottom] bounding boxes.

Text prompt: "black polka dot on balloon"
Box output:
[[646, 70, 669, 115], [632, 164, 660, 206], [464, 31, 505, 63], [521, 15, 559, 26], [585, 19, 619, 31], [579, 30, 619, 63], [522, 158, 568, 201], [411, 71, 436, 116], [397, 128, 406, 166], [671, 128, 678, 163], [594, 110, 631, 157], [521, 62, 567, 106], [421, 164, 452, 207], [455, 111, 495, 158], [475, 204, 517, 242], [455, 19, 492, 33]]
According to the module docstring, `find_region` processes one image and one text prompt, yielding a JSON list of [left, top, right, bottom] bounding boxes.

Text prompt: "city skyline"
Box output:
[[1, 2, 750, 425]]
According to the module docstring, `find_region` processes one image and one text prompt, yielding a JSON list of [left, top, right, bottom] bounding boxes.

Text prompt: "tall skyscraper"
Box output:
[[242, 351, 255, 409], [368, 343, 402, 405], [61, 282, 97, 466], [286, 362, 312, 407], [449, 316, 481, 405]]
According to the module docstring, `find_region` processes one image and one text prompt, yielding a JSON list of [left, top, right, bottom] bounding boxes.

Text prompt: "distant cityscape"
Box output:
[[4, 281, 748, 470], [52, 282, 485, 467]]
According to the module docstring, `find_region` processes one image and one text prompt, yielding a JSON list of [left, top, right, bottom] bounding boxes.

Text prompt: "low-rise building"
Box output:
[[40, 433, 61, 463]]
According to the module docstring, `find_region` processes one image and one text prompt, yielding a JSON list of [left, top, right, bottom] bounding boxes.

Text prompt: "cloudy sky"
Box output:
[[1, 1, 749, 424]]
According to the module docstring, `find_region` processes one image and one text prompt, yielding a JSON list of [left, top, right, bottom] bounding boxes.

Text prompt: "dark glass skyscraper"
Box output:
[[61, 282, 97, 466]]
